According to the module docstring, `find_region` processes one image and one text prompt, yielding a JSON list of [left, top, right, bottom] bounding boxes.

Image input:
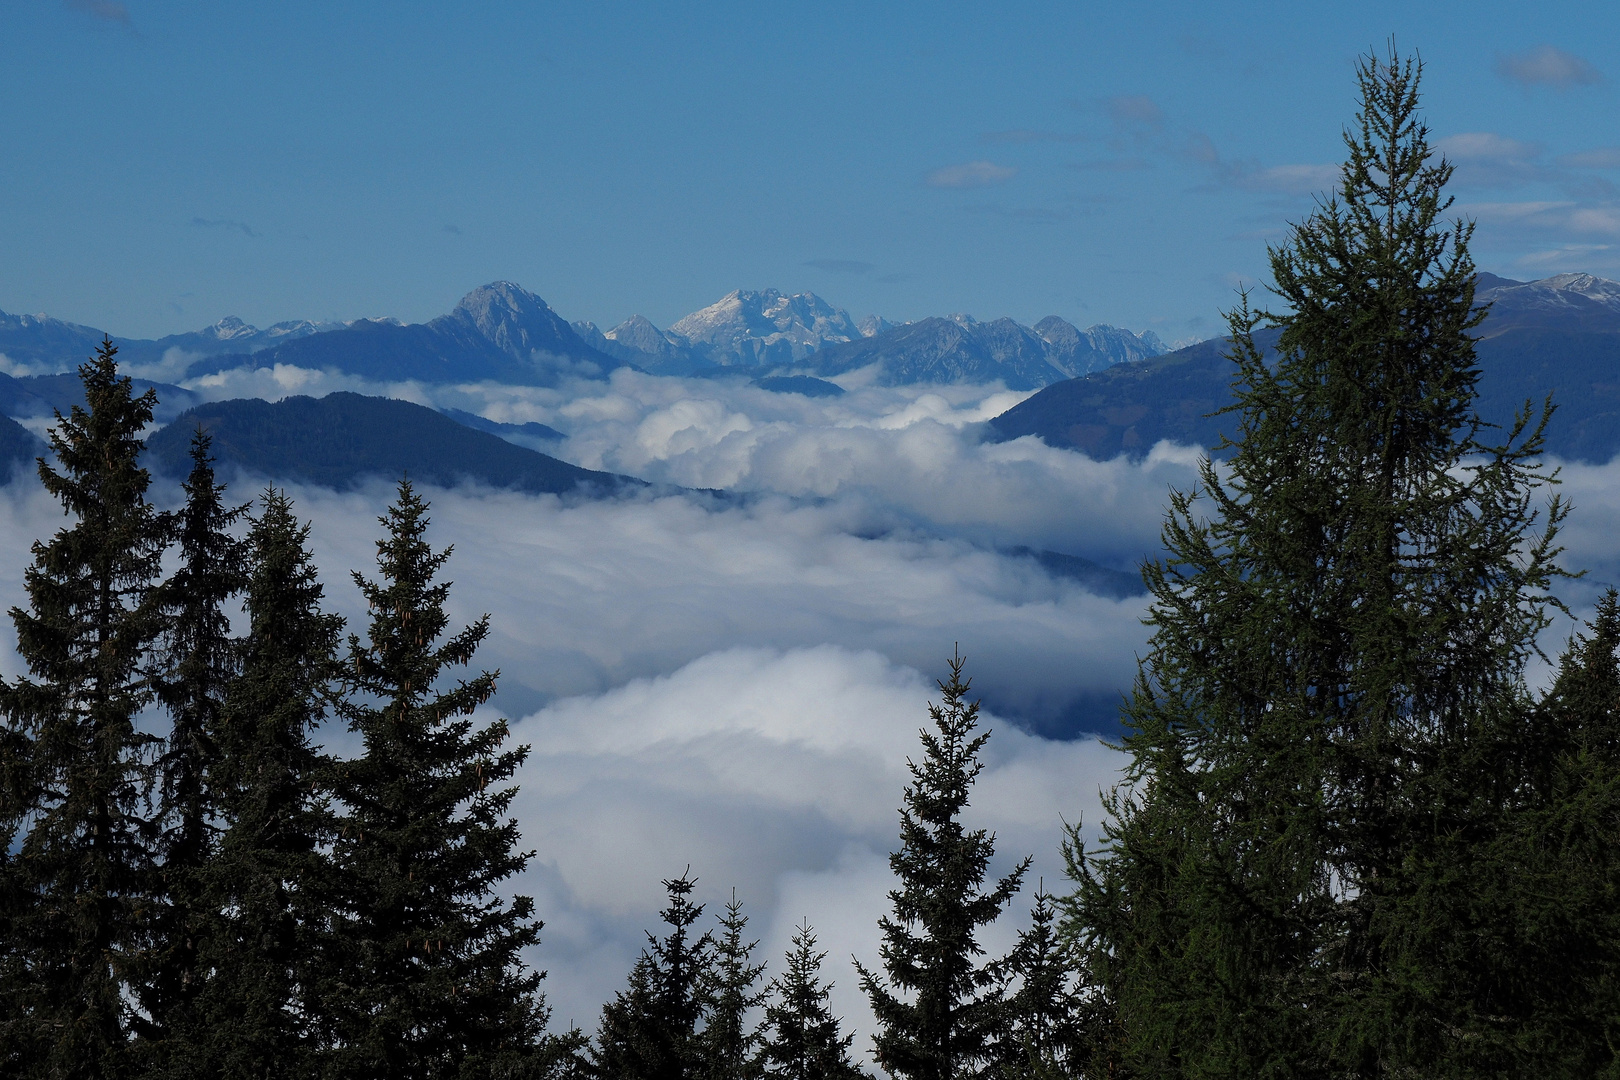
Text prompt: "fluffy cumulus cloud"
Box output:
[[0, 469, 1131, 1051], [505, 645, 1126, 1050]]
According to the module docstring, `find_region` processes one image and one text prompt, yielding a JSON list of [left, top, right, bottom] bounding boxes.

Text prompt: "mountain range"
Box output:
[[572, 288, 1165, 389], [990, 272, 1620, 463], [0, 284, 1164, 392]]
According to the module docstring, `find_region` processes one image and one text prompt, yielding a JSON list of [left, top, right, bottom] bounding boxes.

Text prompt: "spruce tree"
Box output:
[[328, 479, 548, 1079], [760, 922, 864, 1080], [700, 891, 767, 1080], [995, 888, 1097, 1080], [1062, 51, 1565, 1079], [138, 430, 249, 1065], [0, 338, 169, 1078], [857, 651, 1030, 1080], [185, 489, 345, 1079], [593, 872, 715, 1080]]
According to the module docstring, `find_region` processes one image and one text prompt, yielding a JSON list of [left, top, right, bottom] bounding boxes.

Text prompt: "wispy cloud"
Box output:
[[1105, 95, 1164, 127], [1560, 147, 1620, 170], [1435, 132, 1550, 188], [1182, 133, 1337, 195], [803, 259, 873, 275], [963, 203, 1067, 222], [926, 161, 1017, 189], [1438, 133, 1542, 161], [190, 217, 259, 238], [979, 130, 1085, 145], [64, 0, 130, 25], [1496, 45, 1602, 89], [1070, 158, 1150, 172]]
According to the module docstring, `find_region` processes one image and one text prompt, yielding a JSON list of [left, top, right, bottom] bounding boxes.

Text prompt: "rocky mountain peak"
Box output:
[[448, 281, 581, 359], [207, 315, 259, 340], [669, 288, 862, 366], [1033, 315, 1081, 348], [607, 314, 686, 360]]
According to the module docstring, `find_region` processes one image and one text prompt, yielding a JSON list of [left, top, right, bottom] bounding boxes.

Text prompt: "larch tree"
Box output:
[[327, 479, 548, 1079], [1062, 50, 1566, 1079], [857, 651, 1030, 1080], [0, 339, 169, 1078]]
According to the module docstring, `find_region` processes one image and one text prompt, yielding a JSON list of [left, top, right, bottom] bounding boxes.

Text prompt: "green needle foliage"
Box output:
[[858, 651, 1030, 1080], [328, 479, 548, 1080], [188, 488, 345, 1079], [761, 922, 864, 1080], [0, 338, 169, 1078], [995, 888, 1100, 1080], [594, 872, 715, 1080], [139, 430, 249, 1065], [1475, 591, 1620, 1075], [700, 891, 767, 1080], [1063, 50, 1566, 1079]]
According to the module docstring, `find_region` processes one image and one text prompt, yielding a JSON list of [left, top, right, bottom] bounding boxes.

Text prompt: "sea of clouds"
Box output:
[[1, 360, 1613, 1049]]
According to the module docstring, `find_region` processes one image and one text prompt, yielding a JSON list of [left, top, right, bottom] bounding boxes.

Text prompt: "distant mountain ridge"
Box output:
[[0, 307, 340, 376], [990, 271, 1620, 463], [575, 293, 1165, 389], [2, 282, 1164, 391]]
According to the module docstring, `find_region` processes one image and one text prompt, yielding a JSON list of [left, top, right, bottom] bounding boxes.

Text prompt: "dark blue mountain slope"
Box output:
[[0, 414, 44, 474], [146, 393, 637, 495], [991, 291, 1620, 464], [440, 407, 565, 444]]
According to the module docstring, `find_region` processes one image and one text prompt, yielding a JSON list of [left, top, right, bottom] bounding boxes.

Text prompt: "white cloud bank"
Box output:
[[506, 644, 1125, 1051]]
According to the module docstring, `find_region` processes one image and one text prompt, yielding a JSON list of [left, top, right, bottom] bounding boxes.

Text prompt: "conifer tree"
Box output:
[[700, 891, 767, 1080], [328, 479, 548, 1079], [138, 430, 249, 1062], [594, 872, 714, 1080], [760, 922, 864, 1080], [1452, 591, 1620, 1075], [995, 888, 1097, 1080], [0, 338, 169, 1078], [1062, 51, 1565, 1079], [183, 489, 345, 1079], [858, 651, 1030, 1080]]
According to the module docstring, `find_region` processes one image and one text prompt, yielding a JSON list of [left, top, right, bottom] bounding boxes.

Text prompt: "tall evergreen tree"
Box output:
[[857, 651, 1030, 1080], [1062, 51, 1566, 1079], [594, 872, 715, 1080], [994, 888, 1097, 1080], [700, 891, 767, 1080], [1451, 590, 1620, 1076], [0, 339, 169, 1078], [328, 479, 549, 1079], [138, 430, 249, 1064], [760, 922, 864, 1080], [183, 488, 345, 1079]]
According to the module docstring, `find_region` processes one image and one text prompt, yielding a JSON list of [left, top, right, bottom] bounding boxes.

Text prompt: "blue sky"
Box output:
[[5, 1, 1619, 341]]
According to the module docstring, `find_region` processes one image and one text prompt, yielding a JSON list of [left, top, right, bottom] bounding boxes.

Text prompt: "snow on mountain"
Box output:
[[1475, 271, 1620, 335], [857, 314, 893, 338], [669, 289, 862, 366]]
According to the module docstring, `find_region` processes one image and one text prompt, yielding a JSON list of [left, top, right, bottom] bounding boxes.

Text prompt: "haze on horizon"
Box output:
[[4, 1, 1619, 344]]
